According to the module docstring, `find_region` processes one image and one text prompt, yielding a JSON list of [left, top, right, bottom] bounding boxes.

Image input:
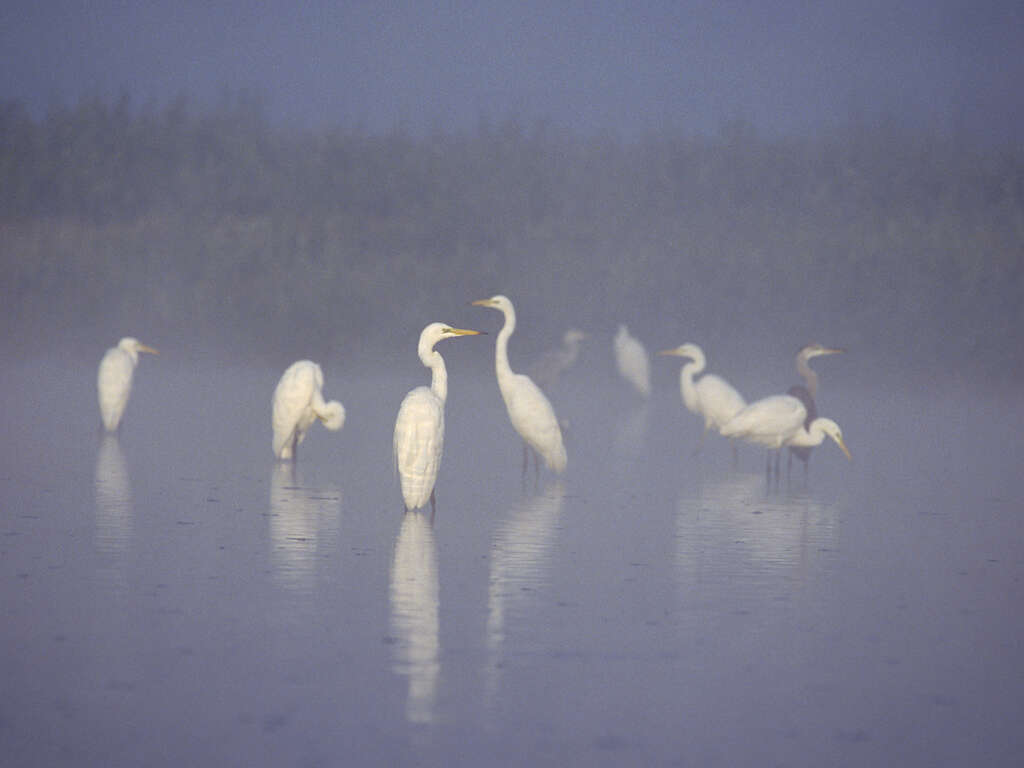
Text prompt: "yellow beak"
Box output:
[[836, 436, 852, 460]]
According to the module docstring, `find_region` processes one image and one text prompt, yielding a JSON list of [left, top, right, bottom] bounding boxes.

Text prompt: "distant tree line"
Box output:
[[1, 94, 1022, 380]]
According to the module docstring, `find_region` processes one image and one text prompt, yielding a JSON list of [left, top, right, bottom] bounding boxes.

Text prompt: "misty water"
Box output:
[[2, 345, 1022, 767]]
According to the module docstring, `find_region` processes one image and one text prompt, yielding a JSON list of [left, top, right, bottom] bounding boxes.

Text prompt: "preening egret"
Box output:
[[614, 325, 651, 398], [720, 394, 850, 476], [787, 343, 845, 472], [97, 337, 158, 431], [529, 328, 586, 389], [272, 360, 345, 460], [393, 323, 483, 511], [472, 295, 567, 475], [658, 343, 745, 452]]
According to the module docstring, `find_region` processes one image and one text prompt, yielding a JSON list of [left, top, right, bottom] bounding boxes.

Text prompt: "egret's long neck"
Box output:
[[679, 363, 699, 413], [789, 420, 825, 448], [420, 346, 448, 403], [679, 351, 705, 413], [797, 354, 819, 398], [495, 305, 516, 389]]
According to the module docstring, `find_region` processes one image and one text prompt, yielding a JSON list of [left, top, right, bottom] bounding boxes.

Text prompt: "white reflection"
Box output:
[[268, 463, 342, 594], [486, 482, 564, 703], [94, 435, 132, 590], [389, 510, 440, 725], [613, 403, 648, 466], [675, 473, 840, 591]]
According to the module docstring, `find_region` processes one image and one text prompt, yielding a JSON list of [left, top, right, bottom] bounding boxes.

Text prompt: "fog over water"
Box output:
[[2, 2, 1023, 765], [1, 338, 1022, 765]]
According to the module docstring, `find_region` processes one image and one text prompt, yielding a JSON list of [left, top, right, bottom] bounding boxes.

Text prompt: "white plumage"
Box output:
[[393, 322, 482, 510], [97, 337, 158, 431], [659, 342, 746, 434], [720, 394, 808, 449], [720, 393, 851, 474], [272, 360, 345, 460], [614, 324, 650, 398], [473, 295, 567, 474]]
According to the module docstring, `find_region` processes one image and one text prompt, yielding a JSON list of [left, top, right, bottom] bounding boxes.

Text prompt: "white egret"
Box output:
[[472, 295, 567, 475], [787, 343, 845, 473], [529, 328, 586, 389], [614, 324, 651, 398], [97, 337, 158, 431], [786, 417, 852, 460], [658, 343, 745, 453], [272, 360, 345, 460], [393, 322, 483, 511], [720, 394, 805, 476], [721, 394, 850, 476]]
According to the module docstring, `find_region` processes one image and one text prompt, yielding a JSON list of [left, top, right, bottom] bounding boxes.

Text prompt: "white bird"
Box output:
[[720, 394, 850, 476], [97, 337, 158, 431], [272, 360, 345, 460], [658, 342, 745, 445], [787, 343, 845, 472], [786, 417, 852, 460], [614, 324, 650, 398], [393, 322, 483, 511], [529, 328, 586, 389], [472, 295, 567, 475]]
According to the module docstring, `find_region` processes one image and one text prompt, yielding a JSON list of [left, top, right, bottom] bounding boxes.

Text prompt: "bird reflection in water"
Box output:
[[485, 482, 564, 705], [94, 434, 133, 591], [268, 463, 341, 595], [613, 402, 649, 469], [389, 510, 440, 725], [675, 473, 840, 597]]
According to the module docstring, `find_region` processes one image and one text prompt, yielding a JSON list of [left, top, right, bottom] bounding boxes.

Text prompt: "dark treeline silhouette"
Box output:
[[2, 94, 1021, 383]]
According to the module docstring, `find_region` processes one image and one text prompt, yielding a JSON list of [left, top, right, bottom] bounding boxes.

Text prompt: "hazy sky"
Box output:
[[2, 0, 1022, 140]]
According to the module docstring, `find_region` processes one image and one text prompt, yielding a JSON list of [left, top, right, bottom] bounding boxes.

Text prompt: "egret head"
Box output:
[[564, 328, 586, 345], [658, 342, 701, 362], [815, 417, 852, 460], [320, 400, 346, 431], [118, 337, 159, 356], [471, 294, 513, 312], [419, 322, 484, 353], [799, 343, 844, 361]]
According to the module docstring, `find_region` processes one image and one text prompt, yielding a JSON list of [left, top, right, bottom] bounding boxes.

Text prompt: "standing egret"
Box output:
[[97, 337, 158, 431], [472, 295, 567, 475], [786, 417, 852, 460], [719, 394, 807, 477], [529, 328, 586, 389], [272, 360, 346, 460], [658, 343, 745, 454], [721, 394, 850, 478], [787, 343, 845, 473], [393, 323, 483, 512], [614, 325, 651, 398]]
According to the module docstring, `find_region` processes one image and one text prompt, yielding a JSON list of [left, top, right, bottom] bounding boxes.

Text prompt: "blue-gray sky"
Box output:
[[3, 0, 1022, 141]]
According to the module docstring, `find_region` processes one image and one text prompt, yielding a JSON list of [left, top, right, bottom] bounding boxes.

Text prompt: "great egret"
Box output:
[[272, 360, 346, 460], [529, 328, 586, 389], [787, 343, 845, 472], [97, 337, 158, 431], [658, 343, 745, 453], [472, 295, 567, 475], [614, 324, 651, 398], [787, 417, 852, 460], [393, 322, 483, 511], [720, 394, 850, 476]]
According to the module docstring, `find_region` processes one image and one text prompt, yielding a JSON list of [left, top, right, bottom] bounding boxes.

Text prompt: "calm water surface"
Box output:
[[2, 351, 1022, 766]]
